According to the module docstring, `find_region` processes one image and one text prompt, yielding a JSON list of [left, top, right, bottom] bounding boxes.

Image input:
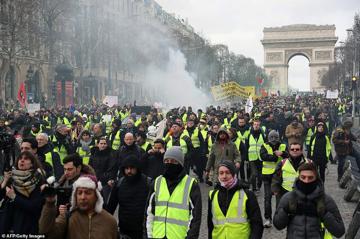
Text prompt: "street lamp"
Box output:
[[347, 28, 358, 120]]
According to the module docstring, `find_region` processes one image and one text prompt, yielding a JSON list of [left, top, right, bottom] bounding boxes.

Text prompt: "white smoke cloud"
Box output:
[[144, 48, 211, 110]]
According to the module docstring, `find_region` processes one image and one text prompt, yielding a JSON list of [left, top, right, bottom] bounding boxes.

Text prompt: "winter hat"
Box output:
[[121, 155, 141, 170], [268, 130, 280, 143], [164, 146, 184, 166], [218, 160, 236, 176], [171, 121, 183, 128], [70, 175, 103, 213], [342, 117, 353, 129], [112, 118, 122, 127]]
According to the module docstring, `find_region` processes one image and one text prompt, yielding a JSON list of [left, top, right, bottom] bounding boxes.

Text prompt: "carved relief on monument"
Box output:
[[266, 52, 283, 62], [317, 68, 328, 84], [270, 70, 279, 85], [285, 49, 312, 62], [315, 51, 332, 60]]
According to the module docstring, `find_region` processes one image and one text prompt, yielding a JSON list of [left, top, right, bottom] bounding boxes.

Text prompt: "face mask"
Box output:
[[297, 180, 318, 195], [163, 163, 183, 180], [125, 173, 139, 183]]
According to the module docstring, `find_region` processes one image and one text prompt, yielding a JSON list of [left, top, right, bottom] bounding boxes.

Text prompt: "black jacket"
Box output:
[[89, 147, 117, 186], [273, 179, 345, 239], [145, 171, 202, 239], [0, 185, 44, 234], [309, 132, 328, 165], [207, 182, 263, 239], [106, 173, 150, 239], [142, 152, 165, 180]]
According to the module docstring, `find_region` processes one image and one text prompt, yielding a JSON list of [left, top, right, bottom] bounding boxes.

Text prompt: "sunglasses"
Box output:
[[290, 148, 301, 151]]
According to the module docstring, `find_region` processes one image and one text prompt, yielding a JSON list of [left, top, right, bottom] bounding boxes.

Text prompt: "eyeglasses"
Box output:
[[290, 148, 301, 152]]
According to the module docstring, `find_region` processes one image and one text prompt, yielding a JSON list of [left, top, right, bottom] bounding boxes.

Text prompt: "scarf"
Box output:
[[80, 139, 92, 152], [220, 177, 238, 190], [11, 169, 41, 197]]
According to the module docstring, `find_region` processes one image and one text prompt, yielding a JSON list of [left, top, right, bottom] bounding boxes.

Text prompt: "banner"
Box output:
[[326, 90, 339, 99], [211, 81, 256, 101], [27, 103, 40, 113], [102, 95, 118, 107], [17, 82, 27, 107]]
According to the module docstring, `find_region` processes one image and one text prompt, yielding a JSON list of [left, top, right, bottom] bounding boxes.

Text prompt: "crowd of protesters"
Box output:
[[0, 94, 358, 238]]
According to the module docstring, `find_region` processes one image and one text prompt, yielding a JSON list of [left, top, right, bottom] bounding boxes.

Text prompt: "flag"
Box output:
[[17, 82, 27, 107], [245, 96, 253, 114], [257, 77, 264, 85]]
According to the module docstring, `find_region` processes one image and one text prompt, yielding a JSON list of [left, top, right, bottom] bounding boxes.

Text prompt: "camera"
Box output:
[[42, 176, 73, 206]]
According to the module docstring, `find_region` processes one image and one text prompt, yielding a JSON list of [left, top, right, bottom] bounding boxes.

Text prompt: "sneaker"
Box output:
[[264, 219, 272, 228]]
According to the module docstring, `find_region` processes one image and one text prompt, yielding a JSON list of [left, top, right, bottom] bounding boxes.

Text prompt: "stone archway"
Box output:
[[261, 24, 338, 93]]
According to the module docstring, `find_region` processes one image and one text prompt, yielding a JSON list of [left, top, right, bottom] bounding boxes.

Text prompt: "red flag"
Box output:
[[17, 82, 27, 107], [257, 77, 264, 85]]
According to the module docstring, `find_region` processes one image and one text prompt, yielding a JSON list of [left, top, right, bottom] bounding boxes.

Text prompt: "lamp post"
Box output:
[[347, 28, 358, 120]]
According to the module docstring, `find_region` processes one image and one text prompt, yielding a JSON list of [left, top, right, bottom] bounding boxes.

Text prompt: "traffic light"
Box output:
[[352, 76, 358, 90]]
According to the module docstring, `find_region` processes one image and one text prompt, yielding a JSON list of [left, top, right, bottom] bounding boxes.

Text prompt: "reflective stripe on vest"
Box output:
[[211, 189, 250, 239], [262, 143, 287, 175], [306, 128, 315, 146], [248, 134, 264, 161], [183, 128, 200, 148], [281, 159, 298, 192], [310, 135, 331, 159], [167, 137, 188, 154], [112, 130, 121, 150], [152, 175, 195, 239]]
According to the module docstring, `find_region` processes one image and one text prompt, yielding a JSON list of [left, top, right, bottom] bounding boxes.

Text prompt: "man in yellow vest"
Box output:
[[109, 119, 123, 151], [164, 121, 193, 173], [305, 116, 316, 155], [260, 130, 288, 228], [245, 119, 265, 192], [271, 142, 308, 205], [274, 162, 345, 239], [36, 133, 63, 180], [137, 131, 152, 153], [145, 146, 202, 239]]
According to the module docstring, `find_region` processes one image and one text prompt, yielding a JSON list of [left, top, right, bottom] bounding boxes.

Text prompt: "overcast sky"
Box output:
[[156, 0, 359, 90]]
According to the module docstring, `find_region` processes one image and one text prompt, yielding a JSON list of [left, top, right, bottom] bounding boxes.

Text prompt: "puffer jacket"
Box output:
[[206, 129, 241, 173], [273, 179, 345, 239], [89, 147, 117, 186]]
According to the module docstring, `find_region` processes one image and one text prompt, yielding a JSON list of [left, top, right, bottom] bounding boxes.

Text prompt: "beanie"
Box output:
[[218, 160, 236, 176], [268, 130, 280, 143], [70, 175, 103, 213], [164, 146, 184, 166]]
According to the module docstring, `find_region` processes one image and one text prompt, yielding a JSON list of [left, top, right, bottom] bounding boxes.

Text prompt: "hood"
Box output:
[[215, 128, 230, 142], [121, 155, 142, 174]]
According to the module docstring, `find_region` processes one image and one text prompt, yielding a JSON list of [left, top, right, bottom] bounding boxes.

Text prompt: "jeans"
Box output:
[[250, 160, 262, 190], [337, 155, 347, 181], [262, 174, 273, 219]]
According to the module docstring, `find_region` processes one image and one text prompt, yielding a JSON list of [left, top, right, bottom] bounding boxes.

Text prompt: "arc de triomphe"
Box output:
[[261, 24, 338, 93]]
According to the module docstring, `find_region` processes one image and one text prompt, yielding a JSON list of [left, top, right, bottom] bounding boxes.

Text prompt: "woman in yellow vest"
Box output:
[[308, 121, 331, 183], [273, 162, 345, 239], [208, 161, 263, 239]]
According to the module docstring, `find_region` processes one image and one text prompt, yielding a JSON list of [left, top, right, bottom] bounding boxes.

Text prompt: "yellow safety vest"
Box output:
[[281, 159, 298, 192], [52, 137, 67, 164], [248, 134, 264, 161], [321, 222, 333, 239], [183, 128, 200, 148], [237, 129, 249, 143], [166, 136, 188, 154], [141, 141, 151, 152], [111, 130, 121, 150], [305, 128, 315, 146], [76, 146, 92, 165], [182, 113, 188, 124], [44, 117, 51, 130], [135, 118, 142, 127], [210, 189, 250, 239], [234, 137, 241, 152], [261, 143, 286, 175], [63, 117, 71, 128], [310, 135, 331, 159], [30, 129, 42, 137], [152, 175, 195, 239], [45, 152, 53, 167]]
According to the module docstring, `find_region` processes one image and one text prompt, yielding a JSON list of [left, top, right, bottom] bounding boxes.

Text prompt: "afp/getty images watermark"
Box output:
[[1, 234, 45, 239]]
